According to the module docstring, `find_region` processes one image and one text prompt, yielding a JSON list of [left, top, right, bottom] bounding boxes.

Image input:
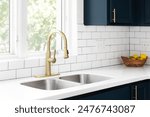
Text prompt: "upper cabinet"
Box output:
[[135, 0, 150, 25], [145, 0, 150, 25], [84, 0, 133, 25], [84, 0, 150, 26], [109, 0, 133, 25]]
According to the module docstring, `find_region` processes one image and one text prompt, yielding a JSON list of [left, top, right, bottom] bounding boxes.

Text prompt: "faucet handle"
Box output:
[[64, 49, 69, 59], [52, 50, 56, 63], [48, 50, 56, 63]]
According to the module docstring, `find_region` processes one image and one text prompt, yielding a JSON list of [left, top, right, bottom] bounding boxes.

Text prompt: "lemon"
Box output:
[[140, 54, 147, 59], [133, 54, 138, 59], [139, 57, 144, 60]]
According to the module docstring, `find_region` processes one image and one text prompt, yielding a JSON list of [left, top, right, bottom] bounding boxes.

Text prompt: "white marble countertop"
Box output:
[[0, 65, 150, 100]]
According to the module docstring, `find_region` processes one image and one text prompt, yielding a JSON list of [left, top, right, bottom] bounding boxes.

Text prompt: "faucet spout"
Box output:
[[45, 30, 69, 76]]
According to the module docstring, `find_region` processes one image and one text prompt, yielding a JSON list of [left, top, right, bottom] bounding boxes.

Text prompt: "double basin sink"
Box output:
[[21, 74, 111, 90]]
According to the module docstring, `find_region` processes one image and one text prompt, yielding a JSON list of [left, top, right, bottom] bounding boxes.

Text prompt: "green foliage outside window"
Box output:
[[0, 0, 9, 53], [27, 0, 57, 52]]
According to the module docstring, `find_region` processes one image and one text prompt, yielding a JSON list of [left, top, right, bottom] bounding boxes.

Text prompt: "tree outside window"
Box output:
[[0, 0, 9, 53], [27, 0, 57, 52]]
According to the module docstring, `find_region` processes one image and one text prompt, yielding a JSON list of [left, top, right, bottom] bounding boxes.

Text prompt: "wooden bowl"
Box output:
[[121, 56, 148, 67]]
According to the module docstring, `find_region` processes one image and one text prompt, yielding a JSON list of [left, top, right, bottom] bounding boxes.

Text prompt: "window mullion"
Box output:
[[9, 0, 18, 55], [17, 0, 27, 58]]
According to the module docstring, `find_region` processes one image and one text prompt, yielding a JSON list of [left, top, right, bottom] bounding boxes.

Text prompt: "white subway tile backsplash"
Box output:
[[77, 55, 87, 62], [25, 58, 39, 68], [91, 32, 101, 39], [82, 47, 92, 54], [71, 63, 82, 71], [146, 32, 150, 38], [77, 25, 85, 31], [97, 53, 106, 60], [122, 51, 130, 57], [9, 60, 24, 70], [85, 26, 97, 32], [32, 67, 44, 76], [78, 40, 86, 47], [97, 26, 106, 31], [140, 27, 150, 31], [55, 57, 65, 65], [130, 27, 140, 32], [59, 64, 70, 73], [101, 32, 110, 38], [65, 56, 76, 64], [17, 68, 31, 78], [82, 32, 92, 39], [78, 32, 82, 39], [87, 54, 96, 61], [135, 32, 146, 38], [52, 65, 59, 73], [105, 26, 116, 31], [86, 40, 96, 47], [106, 53, 114, 59], [0, 23, 131, 80], [101, 60, 110, 67], [78, 48, 82, 55], [81, 62, 91, 70], [39, 57, 45, 66], [130, 45, 135, 50], [110, 59, 120, 65], [0, 70, 16, 80], [0, 61, 8, 71], [92, 61, 101, 68]]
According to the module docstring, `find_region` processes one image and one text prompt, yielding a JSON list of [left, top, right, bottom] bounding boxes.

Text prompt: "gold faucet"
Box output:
[[45, 30, 69, 77], [35, 31, 69, 78]]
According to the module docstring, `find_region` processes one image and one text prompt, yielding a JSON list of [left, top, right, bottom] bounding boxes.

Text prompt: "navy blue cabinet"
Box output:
[[84, 0, 150, 26], [64, 84, 131, 100], [109, 0, 133, 25], [84, 0, 108, 25], [131, 80, 149, 100], [84, 0, 133, 25], [134, 0, 150, 25], [63, 80, 149, 100], [148, 80, 150, 99], [145, 0, 150, 25]]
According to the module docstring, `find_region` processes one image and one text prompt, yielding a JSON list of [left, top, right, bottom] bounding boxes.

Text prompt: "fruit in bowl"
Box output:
[[130, 54, 147, 60], [121, 54, 148, 67]]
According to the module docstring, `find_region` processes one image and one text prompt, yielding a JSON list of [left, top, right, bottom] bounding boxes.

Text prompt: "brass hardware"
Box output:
[[34, 73, 60, 78], [112, 8, 116, 23], [35, 30, 69, 78]]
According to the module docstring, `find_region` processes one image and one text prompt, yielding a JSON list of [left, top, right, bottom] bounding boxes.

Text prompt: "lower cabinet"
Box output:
[[131, 80, 149, 100], [64, 80, 149, 100]]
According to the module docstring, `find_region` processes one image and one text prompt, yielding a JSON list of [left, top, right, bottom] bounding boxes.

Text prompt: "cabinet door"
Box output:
[[135, 0, 150, 25], [109, 0, 132, 25], [145, 0, 150, 24], [148, 80, 150, 100], [84, 0, 108, 25], [64, 85, 131, 100], [131, 80, 149, 100]]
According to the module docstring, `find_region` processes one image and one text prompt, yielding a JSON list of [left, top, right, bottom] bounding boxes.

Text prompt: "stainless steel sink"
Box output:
[[21, 79, 80, 90], [60, 74, 111, 84], [21, 74, 112, 90]]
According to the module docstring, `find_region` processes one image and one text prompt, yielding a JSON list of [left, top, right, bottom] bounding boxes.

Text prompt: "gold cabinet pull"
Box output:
[[112, 8, 116, 23]]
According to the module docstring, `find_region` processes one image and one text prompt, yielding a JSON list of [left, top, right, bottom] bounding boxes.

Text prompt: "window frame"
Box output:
[[0, 0, 77, 59]]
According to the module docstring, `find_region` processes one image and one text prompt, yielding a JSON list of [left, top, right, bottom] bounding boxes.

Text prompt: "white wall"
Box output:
[[0, 0, 130, 80]]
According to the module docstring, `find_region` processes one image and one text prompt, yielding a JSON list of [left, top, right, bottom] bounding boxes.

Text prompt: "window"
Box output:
[[27, 0, 61, 52], [0, 0, 77, 58], [0, 0, 9, 53]]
